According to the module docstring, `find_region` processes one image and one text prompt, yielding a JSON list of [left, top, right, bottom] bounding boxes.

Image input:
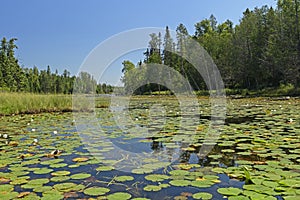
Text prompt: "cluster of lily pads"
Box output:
[[0, 96, 299, 199]]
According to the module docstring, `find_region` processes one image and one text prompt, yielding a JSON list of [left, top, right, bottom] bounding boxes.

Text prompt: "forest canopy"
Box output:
[[122, 0, 300, 95], [0, 38, 113, 94]]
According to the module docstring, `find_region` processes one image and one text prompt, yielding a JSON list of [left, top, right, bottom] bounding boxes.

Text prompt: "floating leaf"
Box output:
[[143, 185, 162, 192], [144, 174, 169, 182], [169, 180, 191, 187], [51, 170, 70, 176], [114, 175, 134, 182], [96, 166, 114, 172], [83, 187, 110, 196], [107, 192, 132, 200], [33, 168, 53, 175], [72, 157, 89, 162], [217, 187, 243, 196], [192, 192, 213, 200], [42, 190, 64, 200], [50, 176, 70, 182], [169, 170, 190, 176]]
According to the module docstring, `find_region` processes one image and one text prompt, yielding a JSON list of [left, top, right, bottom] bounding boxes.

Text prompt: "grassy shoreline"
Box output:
[[1, 90, 298, 116], [0, 93, 73, 116]]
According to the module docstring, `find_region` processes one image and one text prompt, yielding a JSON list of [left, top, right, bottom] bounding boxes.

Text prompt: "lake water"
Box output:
[[0, 96, 299, 199]]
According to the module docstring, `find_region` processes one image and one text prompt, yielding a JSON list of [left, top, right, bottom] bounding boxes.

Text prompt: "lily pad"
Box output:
[[96, 166, 114, 171], [70, 173, 91, 180], [50, 176, 70, 182], [51, 170, 71, 176], [217, 187, 243, 196], [114, 175, 134, 182], [143, 185, 162, 191], [83, 187, 110, 196], [72, 157, 89, 162], [107, 192, 132, 200], [169, 180, 191, 187], [192, 192, 213, 199], [144, 174, 169, 182], [33, 168, 53, 175]]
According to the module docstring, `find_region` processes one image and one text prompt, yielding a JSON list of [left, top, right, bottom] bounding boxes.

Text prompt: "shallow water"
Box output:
[[0, 97, 299, 199]]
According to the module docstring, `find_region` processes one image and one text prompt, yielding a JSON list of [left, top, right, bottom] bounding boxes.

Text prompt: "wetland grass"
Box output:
[[0, 93, 72, 115]]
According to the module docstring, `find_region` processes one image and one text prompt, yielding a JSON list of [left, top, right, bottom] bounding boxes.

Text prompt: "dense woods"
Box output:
[[0, 38, 113, 94], [122, 0, 300, 95], [1, 0, 300, 96]]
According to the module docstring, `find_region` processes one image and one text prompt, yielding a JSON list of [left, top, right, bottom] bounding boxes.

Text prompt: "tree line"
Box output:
[[0, 37, 113, 94], [122, 0, 300, 94]]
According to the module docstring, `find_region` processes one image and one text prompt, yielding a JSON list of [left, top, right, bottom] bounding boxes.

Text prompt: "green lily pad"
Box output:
[[228, 196, 250, 200], [96, 166, 114, 171], [53, 183, 84, 192], [114, 175, 134, 182], [33, 186, 53, 193], [217, 187, 243, 196], [0, 184, 14, 192], [83, 187, 110, 196], [191, 180, 215, 188], [40, 158, 64, 165], [51, 170, 70, 176], [169, 180, 191, 187], [169, 170, 190, 176], [50, 176, 70, 182], [27, 178, 49, 185], [107, 192, 132, 200], [41, 190, 64, 200], [70, 173, 91, 180], [144, 174, 169, 182], [132, 168, 153, 174], [143, 185, 162, 191], [0, 191, 18, 200], [49, 163, 68, 168], [192, 192, 213, 200], [33, 168, 53, 175]]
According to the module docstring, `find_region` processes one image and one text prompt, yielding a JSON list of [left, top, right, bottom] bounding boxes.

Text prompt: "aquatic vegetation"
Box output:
[[0, 97, 299, 199]]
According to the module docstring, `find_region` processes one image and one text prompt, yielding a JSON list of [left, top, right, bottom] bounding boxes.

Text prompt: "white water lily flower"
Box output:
[[32, 128, 36, 132], [53, 131, 58, 134], [33, 139, 38, 143], [3, 134, 8, 139]]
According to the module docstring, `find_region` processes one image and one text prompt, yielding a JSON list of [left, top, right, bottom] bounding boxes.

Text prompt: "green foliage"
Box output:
[[0, 92, 72, 115], [0, 37, 114, 94], [121, 1, 300, 95]]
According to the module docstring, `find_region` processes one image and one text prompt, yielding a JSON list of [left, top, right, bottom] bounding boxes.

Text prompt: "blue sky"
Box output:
[[1, 0, 277, 85]]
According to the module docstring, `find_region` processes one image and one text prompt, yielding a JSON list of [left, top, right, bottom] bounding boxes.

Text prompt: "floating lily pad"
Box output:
[[132, 168, 153, 174], [53, 182, 84, 192], [49, 163, 68, 168], [51, 170, 71, 176], [217, 187, 243, 196], [107, 192, 132, 200], [144, 174, 169, 182], [114, 175, 134, 182], [169, 170, 190, 176], [50, 176, 70, 182], [192, 192, 213, 199], [96, 166, 114, 171], [191, 180, 215, 188], [143, 185, 162, 191], [70, 173, 91, 180], [169, 180, 191, 187], [33, 168, 53, 175], [72, 157, 89, 162], [83, 187, 110, 196], [42, 190, 64, 200]]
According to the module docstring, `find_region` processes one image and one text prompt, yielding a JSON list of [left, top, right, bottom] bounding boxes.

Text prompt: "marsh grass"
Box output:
[[0, 93, 72, 115]]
